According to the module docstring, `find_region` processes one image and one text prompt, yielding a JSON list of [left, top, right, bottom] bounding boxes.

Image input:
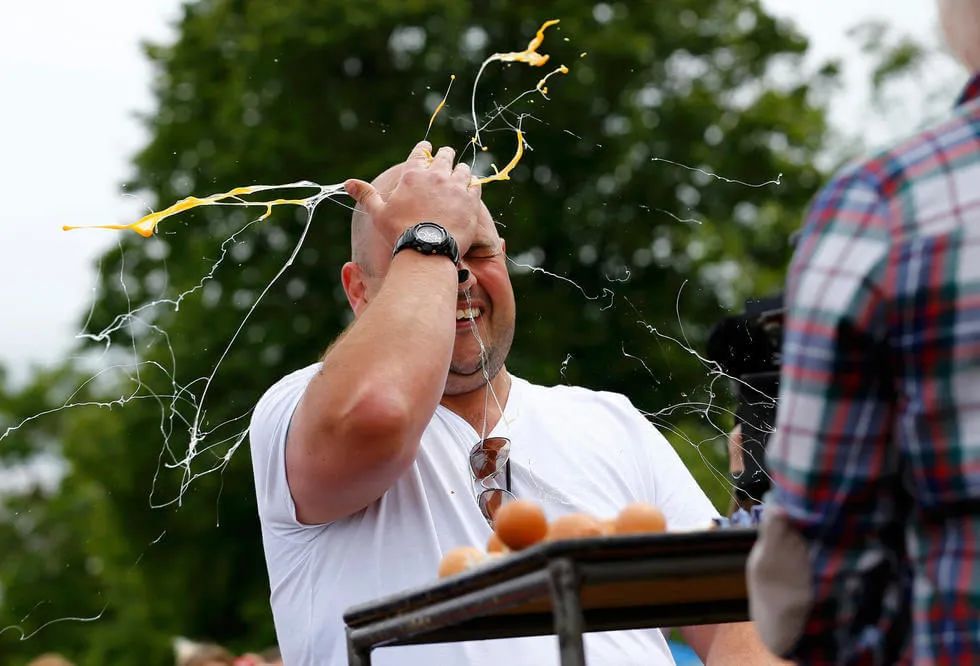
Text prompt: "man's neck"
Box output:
[[440, 367, 512, 435]]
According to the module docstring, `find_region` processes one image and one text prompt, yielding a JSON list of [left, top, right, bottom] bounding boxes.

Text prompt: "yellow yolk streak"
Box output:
[[63, 20, 568, 238], [473, 131, 524, 185], [427, 21, 566, 169], [422, 132, 523, 186], [63, 185, 316, 237], [425, 74, 456, 137], [491, 18, 560, 67], [466, 19, 564, 182], [536, 64, 569, 96]]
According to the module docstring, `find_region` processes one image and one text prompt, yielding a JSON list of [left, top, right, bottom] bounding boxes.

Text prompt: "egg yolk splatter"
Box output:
[[64, 19, 569, 237], [62, 184, 318, 238]]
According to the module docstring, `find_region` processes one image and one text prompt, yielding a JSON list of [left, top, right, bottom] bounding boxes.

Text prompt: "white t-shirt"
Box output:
[[250, 364, 719, 666]]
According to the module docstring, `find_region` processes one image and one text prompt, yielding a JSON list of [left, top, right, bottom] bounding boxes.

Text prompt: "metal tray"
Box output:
[[344, 528, 756, 665]]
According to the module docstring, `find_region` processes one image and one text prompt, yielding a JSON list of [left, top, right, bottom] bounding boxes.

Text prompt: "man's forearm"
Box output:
[[692, 622, 791, 666], [298, 250, 459, 450], [282, 250, 461, 524]]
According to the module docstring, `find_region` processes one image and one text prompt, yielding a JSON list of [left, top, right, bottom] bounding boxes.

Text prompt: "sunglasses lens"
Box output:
[[478, 488, 516, 524], [469, 437, 511, 482]]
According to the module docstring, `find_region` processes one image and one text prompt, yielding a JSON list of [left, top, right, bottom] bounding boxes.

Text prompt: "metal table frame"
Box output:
[[344, 529, 756, 665]]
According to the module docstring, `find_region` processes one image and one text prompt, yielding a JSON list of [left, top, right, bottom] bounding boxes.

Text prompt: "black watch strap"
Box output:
[[392, 222, 461, 265]]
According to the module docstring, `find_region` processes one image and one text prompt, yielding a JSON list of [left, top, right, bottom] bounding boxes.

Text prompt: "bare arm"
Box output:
[[286, 142, 481, 524], [680, 622, 791, 666], [287, 251, 457, 524]]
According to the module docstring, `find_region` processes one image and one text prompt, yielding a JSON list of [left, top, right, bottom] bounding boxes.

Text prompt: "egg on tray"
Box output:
[[612, 502, 667, 535], [492, 499, 548, 550], [436, 500, 672, 576], [546, 512, 605, 541], [437, 546, 487, 578], [486, 531, 508, 554]]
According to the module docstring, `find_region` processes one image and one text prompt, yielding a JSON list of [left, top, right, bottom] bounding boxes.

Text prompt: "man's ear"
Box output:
[[500, 238, 507, 255], [341, 261, 370, 316]]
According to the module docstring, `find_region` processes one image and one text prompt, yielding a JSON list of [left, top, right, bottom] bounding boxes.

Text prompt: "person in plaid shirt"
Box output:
[[747, 1, 980, 664]]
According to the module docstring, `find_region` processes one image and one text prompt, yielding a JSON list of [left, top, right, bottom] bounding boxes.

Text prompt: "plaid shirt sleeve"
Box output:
[[749, 74, 980, 665], [757, 169, 912, 664]]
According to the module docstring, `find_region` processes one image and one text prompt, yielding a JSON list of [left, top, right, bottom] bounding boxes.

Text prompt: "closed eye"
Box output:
[[465, 242, 502, 260], [466, 250, 501, 260]]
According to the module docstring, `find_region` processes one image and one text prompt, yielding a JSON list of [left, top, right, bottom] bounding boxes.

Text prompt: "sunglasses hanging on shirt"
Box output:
[[468, 436, 514, 525]]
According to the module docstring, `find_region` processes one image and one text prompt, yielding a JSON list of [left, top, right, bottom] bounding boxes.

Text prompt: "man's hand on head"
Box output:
[[344, 141, 483, 256], [290, 142, 485, 526]]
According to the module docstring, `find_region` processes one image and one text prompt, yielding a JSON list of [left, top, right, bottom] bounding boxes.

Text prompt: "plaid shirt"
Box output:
[[755, 73, 980, 665]]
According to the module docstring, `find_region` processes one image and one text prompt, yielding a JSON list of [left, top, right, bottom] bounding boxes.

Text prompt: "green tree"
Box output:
[[2, 1, 834, 663]]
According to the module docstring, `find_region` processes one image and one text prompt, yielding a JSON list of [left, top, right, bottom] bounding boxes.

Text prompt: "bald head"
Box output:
[[938, 0, 980, 71], [350, 164, 405, 273], [350, 161, 501, 277]]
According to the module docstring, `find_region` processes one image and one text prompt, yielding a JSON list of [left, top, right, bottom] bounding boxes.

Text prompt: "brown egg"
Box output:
[[486, 531, 509, 554], [613, 502, 667, 535], [493, 499, 548, 550], [437, 546, 487, 578], [546, 513, 605, 541]]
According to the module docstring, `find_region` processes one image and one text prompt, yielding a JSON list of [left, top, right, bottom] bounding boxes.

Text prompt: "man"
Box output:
[[747, 1, 980, 663], [250, 141, 774, 665]]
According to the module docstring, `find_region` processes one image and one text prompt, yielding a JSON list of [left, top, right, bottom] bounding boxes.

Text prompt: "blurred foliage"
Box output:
[[1, 0, 841, 663], [849, 19, 930, 99]]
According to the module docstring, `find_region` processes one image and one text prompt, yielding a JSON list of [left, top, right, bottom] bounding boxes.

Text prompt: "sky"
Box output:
[[0, 1, 967, 386], [1, 1, 185, 384]]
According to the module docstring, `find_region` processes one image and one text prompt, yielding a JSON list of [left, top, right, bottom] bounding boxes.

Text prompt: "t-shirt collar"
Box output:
[[437, 373, 522, 442]]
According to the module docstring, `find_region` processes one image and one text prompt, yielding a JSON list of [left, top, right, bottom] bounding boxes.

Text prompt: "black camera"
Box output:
[[706, 293, 783, 510]]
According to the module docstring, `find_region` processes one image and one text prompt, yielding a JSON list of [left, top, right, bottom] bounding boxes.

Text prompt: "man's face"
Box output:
[[443, 204, 516, 395], [348, 171, 516, 396]]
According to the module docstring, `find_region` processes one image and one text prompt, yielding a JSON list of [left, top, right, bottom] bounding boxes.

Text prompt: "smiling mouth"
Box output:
[[456, 306, 483, 322]]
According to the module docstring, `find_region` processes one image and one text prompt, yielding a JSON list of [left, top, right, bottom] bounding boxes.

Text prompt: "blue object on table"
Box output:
[[667, 640, 703, 665], [712, 504, 765, 528]]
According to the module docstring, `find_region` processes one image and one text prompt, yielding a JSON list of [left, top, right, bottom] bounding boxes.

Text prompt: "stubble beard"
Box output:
[[444, 322, 514, 397]]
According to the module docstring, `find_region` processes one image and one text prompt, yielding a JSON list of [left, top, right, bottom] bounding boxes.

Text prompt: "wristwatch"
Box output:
[[392, 222, 460, 265]]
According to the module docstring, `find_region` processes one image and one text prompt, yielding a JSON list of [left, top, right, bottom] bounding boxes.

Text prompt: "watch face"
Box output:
[[416, 224, 446, 244]]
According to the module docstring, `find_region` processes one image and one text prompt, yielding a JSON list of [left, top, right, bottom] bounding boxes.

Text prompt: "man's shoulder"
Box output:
[[251, 362, 322, 430], [800, 106, 979, 256], [262, 362, 322, 399], [827, 104, 979, 200]]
